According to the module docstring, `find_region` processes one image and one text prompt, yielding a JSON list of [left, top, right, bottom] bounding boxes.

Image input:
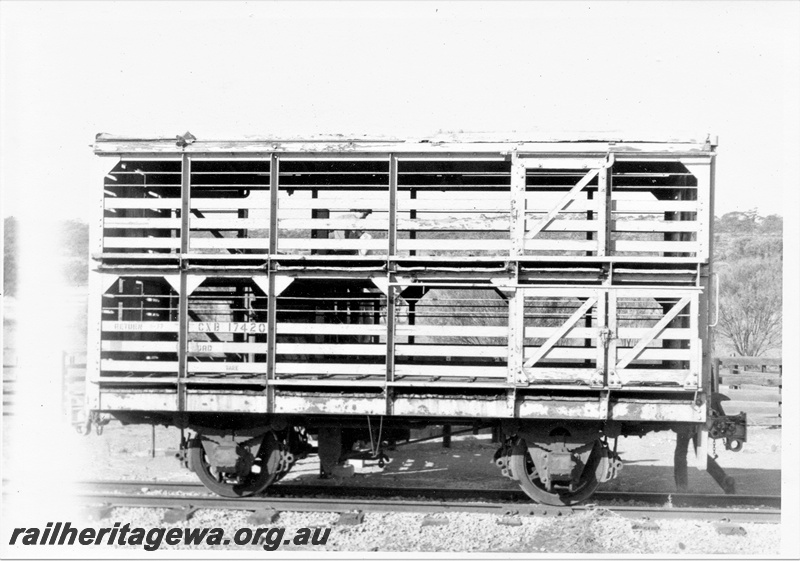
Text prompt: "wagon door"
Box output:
[[608, 288, 702, 389], [512, 287, 608, 387]]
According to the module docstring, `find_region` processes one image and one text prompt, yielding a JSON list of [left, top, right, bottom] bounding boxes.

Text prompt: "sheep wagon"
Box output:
[[84, 132, 736, 505]]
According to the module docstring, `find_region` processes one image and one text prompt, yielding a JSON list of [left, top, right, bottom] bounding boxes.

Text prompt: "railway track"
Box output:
[[76, 480, 781, 524]]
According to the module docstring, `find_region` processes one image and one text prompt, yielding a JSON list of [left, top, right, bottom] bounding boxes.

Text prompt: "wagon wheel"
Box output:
[[510, 439, 601, 506], [189, 433, 281, 498]]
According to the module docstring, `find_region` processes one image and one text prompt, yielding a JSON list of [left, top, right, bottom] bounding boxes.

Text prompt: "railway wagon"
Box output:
[[85, 132, 726, 505]]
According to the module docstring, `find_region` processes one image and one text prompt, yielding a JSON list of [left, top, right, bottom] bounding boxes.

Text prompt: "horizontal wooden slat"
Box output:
[[102, 321, 179, 332], [523, 239, 597, 251], [187, 341, 267, 354], [102, 341, 178, 352], [521, 327, 692, 340], [613, 240, 697, 253], [279, 199, 388, 211], [191, 198, 270, 210], [524, 347, 596, 360], [613, 220, 698, 233], [104, 237, 181, 249], [615, 327, 694, 340], [611, 200, 699, 213], [276, 323, 385, 336], [277, 238, 387, 250], [717, 357, 782, 367], [399, 199, 510, 211], [101, 360, 177, 372], [184, 377, 266, 385], [397, 217, 509, 231], [525, 200, 598, 213], [278, 218, 387, 230], [520, 158, 606, 169], [105, 217, 181, 228], [718, 374, 781, 386], [189, 322, 269, 334], [190, 238, 270, 249], [190, 218, 270, 229], [612, 288, 699, 298], [188, 362, 265, 374], [395, 344, 506, 358], [614, 348, 695, 361], [275, 363, 385, 375], [276, 343, 386, 356], [615, 369, 688, 384], [523, 367, 595, 381], [525, 219, 600, 232], [105, 198, 180, 210], [96, 376, 176, 384], [394, 364, 506, 378], [397, 239, 508, 251], [396, 325, 507, 337]]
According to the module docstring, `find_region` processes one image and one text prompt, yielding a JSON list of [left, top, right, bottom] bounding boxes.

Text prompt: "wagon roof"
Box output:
[[94, 131, 717, 155]]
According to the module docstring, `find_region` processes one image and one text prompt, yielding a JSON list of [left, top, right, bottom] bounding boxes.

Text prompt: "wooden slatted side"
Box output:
[[276, 160, 390, 256], [396, 160, 511, 257], [102, 160, 182, 255], [274, 280, 387, 379], [188, 160, 272, 255], [99, 277, 179, 380], [185, 277, 268, 381], [393, 286, 508, 382], [610, 289, 701, 388], [522, 166, 603, 256], [609, 160, 706, 259], [520, 288, 603, 383]]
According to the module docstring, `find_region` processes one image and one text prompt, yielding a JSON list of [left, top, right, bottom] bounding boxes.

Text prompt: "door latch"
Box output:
[[599, 327, 614, 348]]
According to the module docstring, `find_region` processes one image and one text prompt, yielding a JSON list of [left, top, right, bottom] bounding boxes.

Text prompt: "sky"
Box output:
[[1, 1, 799, 220]]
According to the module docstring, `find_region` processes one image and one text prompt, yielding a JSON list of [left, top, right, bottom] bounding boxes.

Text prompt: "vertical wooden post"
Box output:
[[442, 424, 452, 448], [177, 154, 190, 413], [510, 156, 526, 257], [388, 155, 397, 258]]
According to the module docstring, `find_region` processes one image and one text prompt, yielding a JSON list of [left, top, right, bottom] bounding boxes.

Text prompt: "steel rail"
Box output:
[[76, 481, 780, 523]]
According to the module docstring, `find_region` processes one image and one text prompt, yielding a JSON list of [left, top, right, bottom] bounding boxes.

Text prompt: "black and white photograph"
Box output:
[[1, 1, 798, 557]]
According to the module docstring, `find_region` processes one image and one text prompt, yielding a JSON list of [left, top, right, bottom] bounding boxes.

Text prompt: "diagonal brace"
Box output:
[[523, 297, 597, 368], [616, 295, 691, 370], [525, 168, 600, 239]]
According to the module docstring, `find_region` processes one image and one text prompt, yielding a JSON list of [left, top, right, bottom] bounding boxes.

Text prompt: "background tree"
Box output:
[[717, 256, 782, 356], [3, 217, 17, 297]]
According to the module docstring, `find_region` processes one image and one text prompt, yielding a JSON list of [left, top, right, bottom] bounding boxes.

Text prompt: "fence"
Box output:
[[714, 357, 782, 426]]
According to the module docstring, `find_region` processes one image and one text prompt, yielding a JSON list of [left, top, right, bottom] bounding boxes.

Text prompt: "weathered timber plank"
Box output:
[[276, 323, 385, 336], [718, 374, 782, 386], [104, 237, 181, 249], [277, 238, 387, 250], [613, 240, 698, 253], [393, 364, 506, 378], [188, 362, 265, 374], [275, 363, 386, 375], [394, 344, 506, 358], [396, 325, 507, 337], [102, 321, 179, 332], [191, 218, 270, 229], [101, 360, 178, 372], [275, 343, 386, 355], [102, 341, 178, 352], [396, 239, 508, 251], [190, 238, 270, 249], [718, 357, 782, 367]]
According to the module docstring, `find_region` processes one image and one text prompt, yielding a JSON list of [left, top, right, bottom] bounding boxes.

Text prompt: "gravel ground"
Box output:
[[29, 505, 776, 555]]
